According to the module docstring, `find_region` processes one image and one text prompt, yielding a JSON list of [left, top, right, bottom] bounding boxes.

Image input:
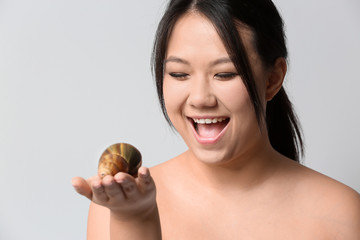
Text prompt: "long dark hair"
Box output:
[[151, 0, 304, 162]]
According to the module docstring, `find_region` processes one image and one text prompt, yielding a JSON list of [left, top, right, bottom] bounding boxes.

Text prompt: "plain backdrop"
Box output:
[[0, 0, 359, 239]]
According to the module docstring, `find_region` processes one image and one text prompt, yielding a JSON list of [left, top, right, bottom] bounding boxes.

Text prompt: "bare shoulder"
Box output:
[[282, 159, 360, 238], [149, 154, 183, 185], [149, 159, 171, 178], [149, 159, 170, 183], [291, 161, 360, 207]]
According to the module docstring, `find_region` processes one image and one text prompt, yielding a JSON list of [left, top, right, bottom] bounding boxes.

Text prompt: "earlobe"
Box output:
[[266, 57, 287, 101]]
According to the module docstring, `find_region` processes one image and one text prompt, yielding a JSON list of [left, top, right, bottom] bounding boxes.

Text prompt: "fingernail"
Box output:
[[139, 170, 149, 178], [93, 181, 101, 189]]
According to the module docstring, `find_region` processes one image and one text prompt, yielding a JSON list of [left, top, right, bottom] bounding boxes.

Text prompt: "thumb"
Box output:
[[71, 176, 93, 200]]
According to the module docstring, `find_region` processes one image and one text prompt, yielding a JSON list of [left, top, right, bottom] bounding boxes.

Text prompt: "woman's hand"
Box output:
[[71, 166, 157, 220]]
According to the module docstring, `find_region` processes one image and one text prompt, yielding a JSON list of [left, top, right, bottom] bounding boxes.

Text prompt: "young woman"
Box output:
[[72, 0, 360, 239]]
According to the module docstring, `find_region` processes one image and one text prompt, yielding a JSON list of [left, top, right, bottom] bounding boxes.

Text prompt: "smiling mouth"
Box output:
[[190, 117, 230, 139]]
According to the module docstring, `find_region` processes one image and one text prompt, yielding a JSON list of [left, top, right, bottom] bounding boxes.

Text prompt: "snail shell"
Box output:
[[98, 143, 142, 178]]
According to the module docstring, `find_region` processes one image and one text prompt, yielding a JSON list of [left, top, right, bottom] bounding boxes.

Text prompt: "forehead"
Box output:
[[166, 12, 257, 62], [166, 12, 227, 56]]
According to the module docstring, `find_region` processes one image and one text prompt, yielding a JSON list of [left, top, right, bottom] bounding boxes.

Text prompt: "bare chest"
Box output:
[[156, 190, 331, 240]]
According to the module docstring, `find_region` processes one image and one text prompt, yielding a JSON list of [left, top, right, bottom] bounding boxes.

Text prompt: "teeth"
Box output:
[[193, 117, 227, 124]]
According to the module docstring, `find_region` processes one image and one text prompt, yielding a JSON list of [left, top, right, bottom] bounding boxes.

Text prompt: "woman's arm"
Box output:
[[87, 203, 110, 240], [86, 197, 161, 240], [110, 204, 161, 240], [72, 167, 162, 240]]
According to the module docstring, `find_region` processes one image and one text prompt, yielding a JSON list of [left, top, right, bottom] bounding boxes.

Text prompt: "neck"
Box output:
[[183, 140, 282, 193]]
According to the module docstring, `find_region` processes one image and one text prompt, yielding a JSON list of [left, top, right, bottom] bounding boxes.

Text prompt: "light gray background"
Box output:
[[0, 0, 359, 239]]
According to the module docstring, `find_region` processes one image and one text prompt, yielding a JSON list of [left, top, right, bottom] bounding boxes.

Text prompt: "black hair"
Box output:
[[151, 0, 304, 162]]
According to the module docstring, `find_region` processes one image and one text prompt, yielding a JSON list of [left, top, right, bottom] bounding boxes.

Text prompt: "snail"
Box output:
[[98, 143, 142, 178]]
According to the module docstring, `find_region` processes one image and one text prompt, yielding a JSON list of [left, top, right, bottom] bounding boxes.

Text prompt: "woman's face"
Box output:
[[163, 12, 270, 165]]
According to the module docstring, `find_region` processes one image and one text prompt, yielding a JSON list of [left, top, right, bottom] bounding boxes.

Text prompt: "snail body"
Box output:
[[98, 143, 142, 178]]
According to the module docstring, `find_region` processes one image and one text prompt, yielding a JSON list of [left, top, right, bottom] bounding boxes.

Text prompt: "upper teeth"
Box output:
[[193, 118, 226, 124]]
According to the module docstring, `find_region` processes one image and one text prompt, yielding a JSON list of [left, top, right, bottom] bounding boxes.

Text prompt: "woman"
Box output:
[[72, 0, 360, 239]]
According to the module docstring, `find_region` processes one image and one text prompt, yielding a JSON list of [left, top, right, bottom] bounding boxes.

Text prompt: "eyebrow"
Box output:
[[210, 57, 233, 66], [164, 56, 233, 66], [164, 56, 190, 65]]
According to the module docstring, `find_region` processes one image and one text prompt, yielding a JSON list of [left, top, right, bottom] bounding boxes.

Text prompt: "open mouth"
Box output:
[[189, 117, 230, 140]]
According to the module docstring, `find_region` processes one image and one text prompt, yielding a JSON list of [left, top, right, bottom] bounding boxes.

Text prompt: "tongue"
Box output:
[[196, 122, 227, 138]]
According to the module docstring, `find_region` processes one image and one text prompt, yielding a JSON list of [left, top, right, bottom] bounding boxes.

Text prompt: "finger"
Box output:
[[91, 175, 109, 203], [102, 175, 125, 201], [72, 176, 93, 200], [137, 167, 155, 194], [114, 172, 140, 200]]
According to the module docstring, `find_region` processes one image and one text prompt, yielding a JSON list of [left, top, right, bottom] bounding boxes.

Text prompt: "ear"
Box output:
[[266, 57, 287, 101]]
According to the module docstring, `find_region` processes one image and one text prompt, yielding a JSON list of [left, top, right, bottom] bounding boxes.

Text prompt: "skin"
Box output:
[[72, 12, 360, 240], [72, 166, 161, 240]]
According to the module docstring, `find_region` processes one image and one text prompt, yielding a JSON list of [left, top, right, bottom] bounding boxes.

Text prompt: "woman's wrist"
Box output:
[[110, 203, 160, 222], [110, 204, 162, 240]]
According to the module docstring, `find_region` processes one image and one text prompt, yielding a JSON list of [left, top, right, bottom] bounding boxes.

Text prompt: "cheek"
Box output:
[[216, 81, 252, 113], [163, 78, 187, 120]]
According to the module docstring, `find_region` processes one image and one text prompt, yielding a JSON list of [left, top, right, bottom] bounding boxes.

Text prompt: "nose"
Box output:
[[187, 76, 217, 109]]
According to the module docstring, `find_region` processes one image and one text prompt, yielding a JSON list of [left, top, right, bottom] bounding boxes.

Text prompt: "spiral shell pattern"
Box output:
[[98, 143, 142, 178]]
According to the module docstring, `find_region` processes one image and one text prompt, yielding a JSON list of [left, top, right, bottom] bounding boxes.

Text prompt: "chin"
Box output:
[[188, 147, 235, 166]]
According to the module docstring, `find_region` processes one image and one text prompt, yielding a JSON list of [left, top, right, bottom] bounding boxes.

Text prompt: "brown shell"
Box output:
[[98, 143, 142, 178]]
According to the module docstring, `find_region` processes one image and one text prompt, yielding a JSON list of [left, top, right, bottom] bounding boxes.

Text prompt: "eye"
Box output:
[[169, 72, 189, 80], [214, 72, 238, 80]]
